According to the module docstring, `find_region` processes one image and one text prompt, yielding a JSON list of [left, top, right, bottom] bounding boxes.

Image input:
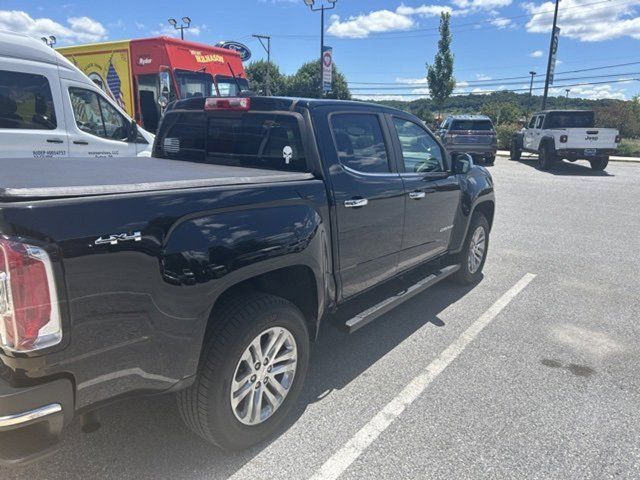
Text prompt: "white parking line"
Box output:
[[309, 273, 537, 480]]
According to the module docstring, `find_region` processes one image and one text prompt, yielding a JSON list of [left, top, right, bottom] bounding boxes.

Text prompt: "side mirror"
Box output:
[[453, 153, 473, 174], [158, 95, 169, 109], [128, 120, 138, 142]]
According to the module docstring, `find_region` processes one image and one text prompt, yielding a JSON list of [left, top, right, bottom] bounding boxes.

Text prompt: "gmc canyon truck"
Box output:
[[510, 110, 620, 171], [0, 96, 494, 464]]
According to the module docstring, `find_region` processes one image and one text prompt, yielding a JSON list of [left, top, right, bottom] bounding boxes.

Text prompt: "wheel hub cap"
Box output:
[[230, 326, 297, 426], [468, 226, 486, 274]]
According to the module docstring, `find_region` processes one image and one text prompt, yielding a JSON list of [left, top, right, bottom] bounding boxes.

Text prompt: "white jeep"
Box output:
[[510, 110, 620, 171]]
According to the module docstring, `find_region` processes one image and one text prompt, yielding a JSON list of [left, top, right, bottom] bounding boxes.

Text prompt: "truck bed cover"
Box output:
[[0, 157, 314, 201]]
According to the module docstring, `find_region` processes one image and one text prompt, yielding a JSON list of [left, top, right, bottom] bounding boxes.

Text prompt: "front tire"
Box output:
[[177, 292, 309, 450], [590, 157, 609, 171], [451, 213, 490, 285]]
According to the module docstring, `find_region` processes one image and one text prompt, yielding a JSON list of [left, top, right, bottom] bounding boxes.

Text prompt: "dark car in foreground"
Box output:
[[438, 115, 498, 165], [0, 96, 494, 464]]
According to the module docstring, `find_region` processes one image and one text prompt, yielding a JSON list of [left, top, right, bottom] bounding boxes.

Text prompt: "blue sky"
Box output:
[[2, 0, 639, 100]]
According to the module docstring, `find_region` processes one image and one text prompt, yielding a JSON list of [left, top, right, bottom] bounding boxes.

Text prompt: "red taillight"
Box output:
[[0, 237, 61, 352], [204, 97, 251, 111], [615, 135, 621, 143], [560, 135, 568, 143]]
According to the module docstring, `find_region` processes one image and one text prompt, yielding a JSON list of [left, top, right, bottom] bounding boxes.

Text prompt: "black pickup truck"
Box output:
[[0, 96, 494, 464]]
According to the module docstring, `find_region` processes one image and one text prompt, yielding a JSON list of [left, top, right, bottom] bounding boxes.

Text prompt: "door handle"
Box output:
[[73, 140, 89, 145], [46, 138, 64, 144], [344, 198, 368, 208], [408, 191, 426, 200]]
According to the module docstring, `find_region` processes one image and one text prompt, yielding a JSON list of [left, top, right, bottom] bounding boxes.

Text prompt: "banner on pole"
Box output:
[[549, 27, 560, 85], [322, 46, 333, 92]]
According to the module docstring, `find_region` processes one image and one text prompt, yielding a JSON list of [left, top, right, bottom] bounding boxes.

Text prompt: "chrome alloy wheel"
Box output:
[[467, 226, 486, 274], [230, 326, 297, 426]]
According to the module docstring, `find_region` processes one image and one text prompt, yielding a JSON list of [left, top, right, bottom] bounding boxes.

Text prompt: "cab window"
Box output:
[[528, 116, 537, 129], [330, 113, 390, 174], [392, 118, 446, 173], [535, 115, 544, 129], [69, 88, 129, 140], [0, 70, 57, 130]]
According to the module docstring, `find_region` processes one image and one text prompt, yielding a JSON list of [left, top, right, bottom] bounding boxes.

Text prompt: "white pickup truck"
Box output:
[[510, 110, 620, 171]]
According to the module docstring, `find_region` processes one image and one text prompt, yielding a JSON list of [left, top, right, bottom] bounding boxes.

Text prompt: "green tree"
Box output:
[[427, 12, 455, 115], [481, 101, 522, 125], [245, 60, 288, 96], [286, 60, 351, 100], [595, 101, 640, 138]]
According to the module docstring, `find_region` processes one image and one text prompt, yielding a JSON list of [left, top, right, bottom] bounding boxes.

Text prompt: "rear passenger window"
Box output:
[[330, 113, 390, 174], [0, 70, 57, 130], [535, 116, 544, 129]]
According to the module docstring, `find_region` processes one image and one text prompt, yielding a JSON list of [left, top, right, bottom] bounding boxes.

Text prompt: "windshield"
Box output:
[[545, 111, 594, 128], [450, 120, 494, 131], [216, 76, 250, 97], [205, 113, 307, 172], [175, 70, 215, 99]]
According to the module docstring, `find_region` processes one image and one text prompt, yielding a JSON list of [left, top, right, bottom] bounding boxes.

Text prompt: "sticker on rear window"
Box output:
[[283, 146, 293, 164]]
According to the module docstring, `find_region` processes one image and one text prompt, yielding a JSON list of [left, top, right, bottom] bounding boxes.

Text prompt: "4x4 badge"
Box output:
[[94, 231, 142, 246]]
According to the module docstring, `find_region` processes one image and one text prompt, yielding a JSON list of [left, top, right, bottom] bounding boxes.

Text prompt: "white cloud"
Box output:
[[396, 4, 453, 16], [395, 76, 428, 84], [135, 22, 146, 30], [328, 4, 456, 38], [452, 0, 512, 9], [550, 83, 627, 100], [327, 9, 415, 38], [476, 73, 492, 80], [524, 0, 640, 42], [353, 94, 421, 101], [0, 10, 107, 44], [152, 23, 203, 37], [529, 49, 544, 57], [490, 16, 512, 28]]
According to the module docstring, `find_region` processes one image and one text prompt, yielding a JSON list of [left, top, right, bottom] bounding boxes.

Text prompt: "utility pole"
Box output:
[[253, 35, 272, 96], [304, 0, 338, 96], [542, 0, 560, 110], [528, 71, 536, 114], [565, 89, 570, 98]]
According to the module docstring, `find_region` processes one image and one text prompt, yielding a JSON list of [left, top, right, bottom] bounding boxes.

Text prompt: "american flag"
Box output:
[[106, 58, 124, 109]]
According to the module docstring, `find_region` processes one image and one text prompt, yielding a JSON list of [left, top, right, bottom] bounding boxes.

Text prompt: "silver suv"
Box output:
[[438, 115, 497, 166]]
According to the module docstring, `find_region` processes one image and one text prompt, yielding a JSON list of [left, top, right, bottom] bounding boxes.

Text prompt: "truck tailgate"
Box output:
[[0, 157, 315, 200], [562, 128, 618, 150]]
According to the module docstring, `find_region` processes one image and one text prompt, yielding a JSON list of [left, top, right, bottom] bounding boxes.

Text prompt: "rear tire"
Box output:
[[510, 143, 522, 161], [538, 142, 556, 171], [485, 155, 495, 166], [177, 292, 309, 450], [590, 157, 609, 171], [451, 213, 490, 285]]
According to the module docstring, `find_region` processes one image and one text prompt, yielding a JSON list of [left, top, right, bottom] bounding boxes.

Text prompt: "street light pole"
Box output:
[[565, 89, 570, 98], [304, 0, 338, 96], [168, 17, 191, 40], [253, 34, 272, 95], [541, 0, 560, 110], [528, 71, 536, 114]]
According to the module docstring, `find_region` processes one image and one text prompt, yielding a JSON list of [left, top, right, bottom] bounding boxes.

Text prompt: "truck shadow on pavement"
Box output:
[[511, 155, 614, 177], [2, 273, 478, 480]]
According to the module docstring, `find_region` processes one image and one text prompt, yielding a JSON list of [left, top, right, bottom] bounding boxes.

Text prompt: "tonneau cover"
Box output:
[[0, 157, 314, 200]]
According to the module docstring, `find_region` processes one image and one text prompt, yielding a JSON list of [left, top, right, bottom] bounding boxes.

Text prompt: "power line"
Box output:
[[347, 61, 640, 86], [350, 72, 640, 90], [269, 0, 634, 40], [353, 78, 639, 97]]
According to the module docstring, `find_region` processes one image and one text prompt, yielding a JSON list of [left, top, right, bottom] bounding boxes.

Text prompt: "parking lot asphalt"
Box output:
[[3, 155, 640, 480]]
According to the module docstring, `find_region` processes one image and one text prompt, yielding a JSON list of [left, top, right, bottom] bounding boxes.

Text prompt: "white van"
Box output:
[[0, 30, 154, 158]]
